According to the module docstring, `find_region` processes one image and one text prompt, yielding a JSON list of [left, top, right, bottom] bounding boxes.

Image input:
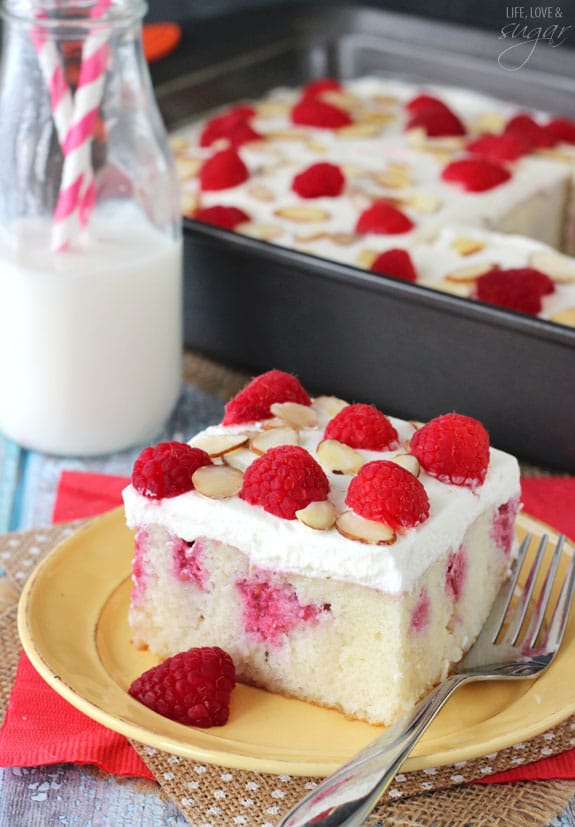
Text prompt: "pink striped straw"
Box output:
[[31, 20, 74, 146], [52, 0, 111, 252]]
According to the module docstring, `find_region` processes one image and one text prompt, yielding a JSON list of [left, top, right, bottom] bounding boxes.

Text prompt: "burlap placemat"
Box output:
[[2, 522, 575, 826]]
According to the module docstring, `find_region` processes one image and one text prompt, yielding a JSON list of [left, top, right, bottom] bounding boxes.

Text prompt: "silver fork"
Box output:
[[277, 533, 575, 827]]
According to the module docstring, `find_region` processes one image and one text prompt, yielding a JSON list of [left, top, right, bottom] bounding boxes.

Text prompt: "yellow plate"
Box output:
[[17, 508, 575, 777]]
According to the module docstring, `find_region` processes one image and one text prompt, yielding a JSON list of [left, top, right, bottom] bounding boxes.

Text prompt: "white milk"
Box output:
[[0, 211, 183, 455]]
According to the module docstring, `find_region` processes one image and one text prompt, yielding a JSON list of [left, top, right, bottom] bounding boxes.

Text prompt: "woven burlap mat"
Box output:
[[1, 352, 575, 826]]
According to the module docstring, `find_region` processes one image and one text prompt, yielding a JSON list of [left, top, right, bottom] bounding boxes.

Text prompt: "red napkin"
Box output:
[[0, 472, 574, 784]]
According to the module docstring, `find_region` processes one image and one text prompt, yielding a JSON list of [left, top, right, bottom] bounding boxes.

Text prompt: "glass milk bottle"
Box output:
[[0, 0, 182, 455]]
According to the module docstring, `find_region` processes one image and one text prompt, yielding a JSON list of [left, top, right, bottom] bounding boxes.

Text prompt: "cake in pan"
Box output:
[[170, 76, 575, 325], [123, 371, 521, 726]]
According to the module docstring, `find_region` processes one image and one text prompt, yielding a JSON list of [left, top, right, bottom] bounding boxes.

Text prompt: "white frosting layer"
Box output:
[[123, 409, 521, 594]]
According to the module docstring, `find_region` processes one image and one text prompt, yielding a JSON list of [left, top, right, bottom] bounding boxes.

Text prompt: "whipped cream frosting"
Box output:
[[123, 406, 521, 594]]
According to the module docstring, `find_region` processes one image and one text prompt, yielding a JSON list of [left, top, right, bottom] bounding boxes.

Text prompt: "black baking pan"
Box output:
[[151, 2, 575, 472]]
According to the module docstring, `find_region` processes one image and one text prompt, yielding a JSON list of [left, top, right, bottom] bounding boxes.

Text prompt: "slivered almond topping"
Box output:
[[341, 163, 366, 179], [328, 232, 358, 246], [181, 193, 200, 217], [249, 426, 299, 455], [470, 111, 506, 135], [451, 236, 487, 256], [170, 136, 191, 152], [174, 157, 202, 179], [316, 439, 364, 475], [192, 465, 244, 499], [406, 192, 443, 214], [529, 250, 575, 283], [256, 99, 290, 118], [270, 401, 318, 429], [405, 127, 427, 147], [306, 140, 329, 153], [336, 122, 381, 138], [222, 449, 253, 472], [549, 307, 575, 327], [247, 183, 276, 203], [372, 93, 399, 106], [536, 146, 575, 161], [433, 278, 472, 297], [335, 511, 396, 545], [322, 90, 362, 111], [294, 231, 327, 243], [356, 249, 379, 269], [445, 262, 496, 283], [313, 395, 349, 418], [189, 433, 249, 458], [409, 420, 425, 430], [390, 453, 421, 477], [375, 168, 412, 189], [267, 129, 309, 142], [236, 222, 284, 241], [357, 111, 396, 126], [274, 205, 331, 223], [296, 500, 337, 530]]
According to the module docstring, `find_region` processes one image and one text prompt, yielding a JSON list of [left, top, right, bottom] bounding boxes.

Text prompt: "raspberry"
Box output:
[[193, 205, 250, 230], [199, 148, 249, 191], [545, 117, 575, 145], [474, 267, 555, 315], [199, 104, 258, 148], [128, 646, 236, 727], [346, 460, 430, 530], [410, 413, 490, 488], [324, 403, 398, 451], [405, 97, 466, 137], [355, 202, 415, 235], [240, 445, 330, 519], [504, 113, 556, 149], [441, 158, 511, 192], [291, 96, 352, 129], [132, 442, 212, 499], [223, 369, 311, 425], [303, 78, 342, 97], [292, 162, 345, 198], [465, 132, 532, 163], [370, 248, 418, 282]]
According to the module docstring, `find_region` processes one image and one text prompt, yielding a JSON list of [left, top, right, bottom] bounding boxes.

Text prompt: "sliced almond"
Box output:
[[192, 465, 244, 499], [341, 163, 366, 179], [322, 90, 362, 111], [406, 192, 443, 214], [356, 111, 396, 126], [270, 401, 318, 429], [170, 136, 192, 152], [451, 236, 487, 257], [433, 278, 472, 297], [328, 232, 358, 246], [536, 146, 575, 162], [313, 395, 349, 418], [529, 250, 575, 283], [256, 99, 291, 118], [316, 439, 364, 475], [374, 168, 412, 189], [356, 249, 379, 269], [390, 453, 421, 477], [266, 129, 309, 142], [236, 221, 284, 241], [189, 432, 249, 458], [306, 140, 329, 153], [372, 93, 399, 106], [294, 231, 327, 243], [274, 205, 331, 223], [335, 511, 396, 545], [445, 262, 496, 283], [405, 127, 427, 147], [296, 500, 337, 530], [174, 156, 202, 179], [336, 121, 381, 139], [181, 193, 200, 217], [222, 449, 253, 472], [249, 426, 299, 455], [549, 307, 575, 327], [470, 111, 506, 135], [247, 183, 276, 203]]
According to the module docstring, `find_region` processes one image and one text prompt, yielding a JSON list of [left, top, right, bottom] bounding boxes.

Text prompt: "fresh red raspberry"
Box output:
[[545, 117, 575, 145], [199, 104, 259, 148], [441, 158, 511, 192], [355, 202, 415, 235], [303, 78, 342, 98], [324, 403, 398, 451], [128, 646, 236, 727], [199, 148, 249, 191], [474, 267, 555, 315], [240, 445, 330, 519], [370, 248, 418, 282], [405, 97, 466, 137], [292, 162, 345, 198], [504, 113, 556, 149], [346, 460, 430, 530], [132, 442, 213, 499], [193, 205, 250, 230], [465, 132, 532, 163], [223, 369, 311, 425], [410, 413, 490, 488], [291, 96, 352, 129]]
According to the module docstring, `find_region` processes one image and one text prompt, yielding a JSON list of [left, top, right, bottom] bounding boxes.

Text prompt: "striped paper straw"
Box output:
[[52, 0, 111, 252], [31, 25, 74, 147]]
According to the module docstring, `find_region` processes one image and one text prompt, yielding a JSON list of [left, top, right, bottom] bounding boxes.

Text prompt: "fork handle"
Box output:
[[277, 673, 471, 827]]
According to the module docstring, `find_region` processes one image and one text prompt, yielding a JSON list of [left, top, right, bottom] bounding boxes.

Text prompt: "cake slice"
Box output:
[[123, 371, 521, 726]]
